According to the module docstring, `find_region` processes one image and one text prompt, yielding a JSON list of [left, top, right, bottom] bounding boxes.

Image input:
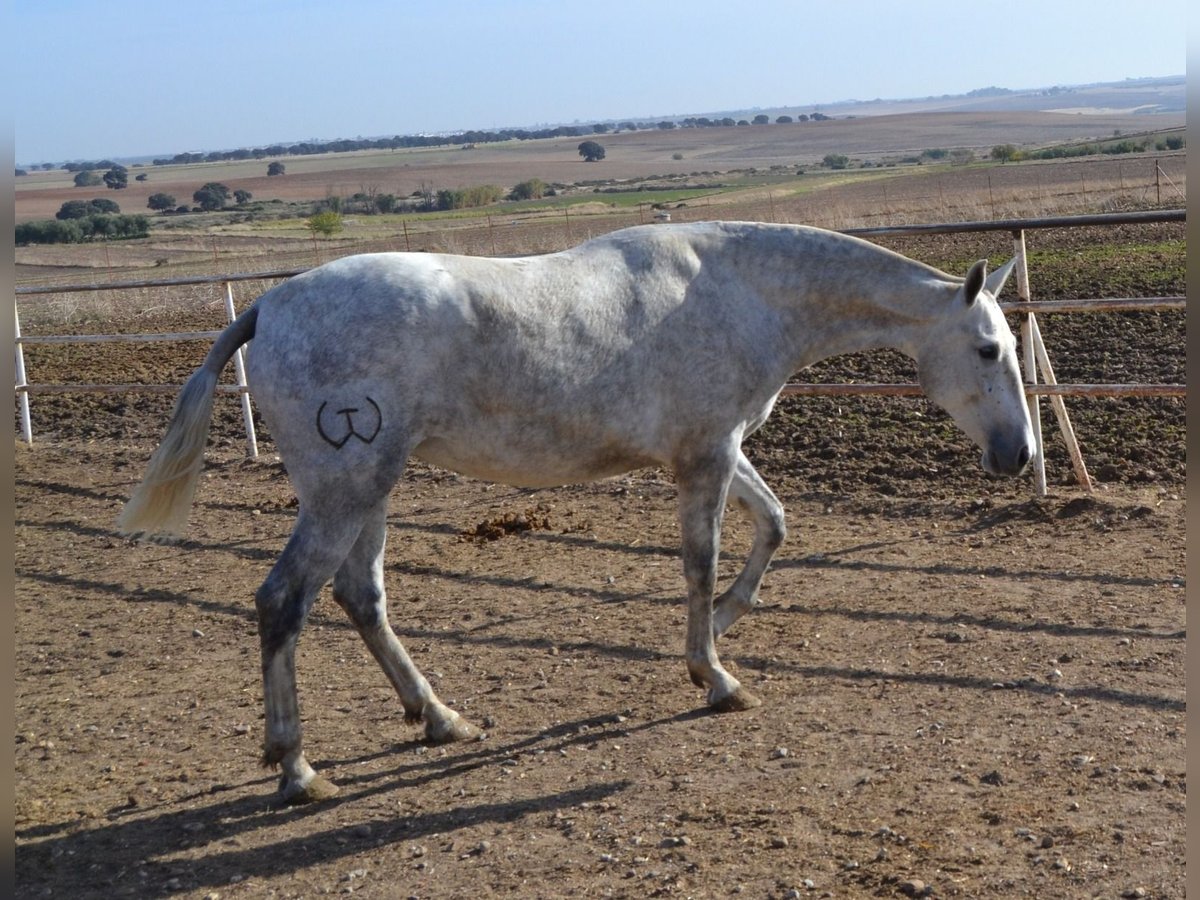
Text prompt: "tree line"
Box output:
[[131, 115, 832, 169]]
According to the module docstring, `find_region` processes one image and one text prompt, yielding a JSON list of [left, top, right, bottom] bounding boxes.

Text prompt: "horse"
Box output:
[[119, 221, 1033, 803]]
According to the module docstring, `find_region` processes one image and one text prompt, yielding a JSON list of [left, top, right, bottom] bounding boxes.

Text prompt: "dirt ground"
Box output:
[[14, 224, 1185, 898]]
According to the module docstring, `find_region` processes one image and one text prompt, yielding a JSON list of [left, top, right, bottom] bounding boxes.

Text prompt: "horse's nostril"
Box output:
[[1017, 445, 1031, 469]]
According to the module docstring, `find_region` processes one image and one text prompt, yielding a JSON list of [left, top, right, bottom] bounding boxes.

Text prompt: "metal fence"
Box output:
[[14, 209, 1186, 496]]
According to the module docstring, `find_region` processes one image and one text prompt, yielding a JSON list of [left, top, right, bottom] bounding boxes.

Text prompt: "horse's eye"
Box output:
[[978, 344, 1000, 361]]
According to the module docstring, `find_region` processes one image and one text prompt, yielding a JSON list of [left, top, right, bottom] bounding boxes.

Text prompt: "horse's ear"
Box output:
[[984, 257, 1018, 299], [963, 260, 987, 305]]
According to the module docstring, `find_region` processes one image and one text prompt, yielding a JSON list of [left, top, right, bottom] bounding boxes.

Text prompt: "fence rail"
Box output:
[[14, 208, 1185, 495]]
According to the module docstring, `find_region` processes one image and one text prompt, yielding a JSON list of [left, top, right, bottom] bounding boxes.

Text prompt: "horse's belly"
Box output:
[[412, 434, 658, 488]]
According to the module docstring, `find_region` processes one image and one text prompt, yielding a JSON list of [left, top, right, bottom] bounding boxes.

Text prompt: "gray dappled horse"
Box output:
[[120, 221, 1033, 803]]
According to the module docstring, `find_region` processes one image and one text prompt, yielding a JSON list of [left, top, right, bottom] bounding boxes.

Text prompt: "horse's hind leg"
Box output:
[[256, 505, 367, 804], [332, 500, 481, 744], [675, 445, 762, 713], [713, 451, 787, 638]]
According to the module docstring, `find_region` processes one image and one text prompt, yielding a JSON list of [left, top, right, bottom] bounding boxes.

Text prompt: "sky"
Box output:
[[12, 0, 1190, 164]]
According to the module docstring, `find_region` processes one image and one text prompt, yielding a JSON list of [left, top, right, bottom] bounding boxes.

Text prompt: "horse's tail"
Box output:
[[117, 304, 260, 539]]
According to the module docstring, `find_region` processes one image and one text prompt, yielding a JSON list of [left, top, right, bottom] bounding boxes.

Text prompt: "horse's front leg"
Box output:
[[676, 450, 763, 713], [713, 451, 787, 639]]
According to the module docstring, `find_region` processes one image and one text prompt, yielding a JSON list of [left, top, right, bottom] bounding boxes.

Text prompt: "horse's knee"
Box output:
[[331, 581, 384, 630], [255, 577, 308, 657], [764, 508, 786, 550]]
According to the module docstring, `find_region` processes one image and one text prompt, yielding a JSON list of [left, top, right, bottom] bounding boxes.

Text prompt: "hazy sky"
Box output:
[[13, 0, 1189, 164]]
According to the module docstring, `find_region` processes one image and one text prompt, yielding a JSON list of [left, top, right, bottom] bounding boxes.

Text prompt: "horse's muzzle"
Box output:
[[982, 438, 1033, 477]]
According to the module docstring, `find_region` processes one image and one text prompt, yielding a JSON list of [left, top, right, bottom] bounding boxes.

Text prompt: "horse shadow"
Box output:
[[16, 708, 678, 899]]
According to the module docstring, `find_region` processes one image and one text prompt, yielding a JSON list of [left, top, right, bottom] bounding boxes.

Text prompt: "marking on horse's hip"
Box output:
[[316, 396, 382, 449]]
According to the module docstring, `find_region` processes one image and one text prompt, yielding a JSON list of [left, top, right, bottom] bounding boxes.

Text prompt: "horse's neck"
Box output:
[[724, 225, 944, 365]]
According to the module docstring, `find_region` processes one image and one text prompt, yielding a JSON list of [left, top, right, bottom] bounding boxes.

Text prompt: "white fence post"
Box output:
[[1013, 230, 1047, 496], [223, 282, 259, 459], [14, 304, 33, 446]]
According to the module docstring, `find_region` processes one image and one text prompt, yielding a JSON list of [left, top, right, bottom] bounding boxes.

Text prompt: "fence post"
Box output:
[[223, 282, 259, 459], [1013, 229, 1047, 495], [14, 304, 33, 446], [1027, 314, 1093, 490]]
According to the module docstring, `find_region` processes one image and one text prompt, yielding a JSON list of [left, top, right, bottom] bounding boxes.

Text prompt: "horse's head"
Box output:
[[916, 258, 1034, 477]]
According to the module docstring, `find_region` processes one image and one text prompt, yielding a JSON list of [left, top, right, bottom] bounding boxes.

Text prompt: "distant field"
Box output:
[[16, 109, 1183, 218], [14, 108, 1186, 282]]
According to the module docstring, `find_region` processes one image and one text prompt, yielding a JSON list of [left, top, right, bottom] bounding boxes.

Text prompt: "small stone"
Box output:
[[1040, 835, 1055, 849], [769, 835, 789, 849], [980, 770, 1005, 786], [1121, 889, 1148, 899], [898, 879, 927, 897], [1053, 857, 1072, 872], [192, 629, 205, 638], [770, 747, 790, 760]]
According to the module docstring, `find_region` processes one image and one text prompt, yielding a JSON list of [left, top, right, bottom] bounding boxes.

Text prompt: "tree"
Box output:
[[776, 115, 793, 124], [135, 173, 148, 181], [822, 153, 850, 170], [148, 192, 176, 212], [233, 189, 253, 205], [57, 198, 120, 219], [73, 170, 101, 187], [267, 161, 286, 176], [306, 210, 343, 237], [990, 144, 1019, 163], [752, 114, 770, 125], [193, 182, 231, 210], [56, 200, 93, 220], [578, 140, 606, 162], [103, 165, 128, 190]]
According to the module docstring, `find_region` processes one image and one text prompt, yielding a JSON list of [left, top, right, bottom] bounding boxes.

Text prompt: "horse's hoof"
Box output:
[[279, 772, 340, 805], [709, 687, 763, 713], [426, 713, 483, 744]]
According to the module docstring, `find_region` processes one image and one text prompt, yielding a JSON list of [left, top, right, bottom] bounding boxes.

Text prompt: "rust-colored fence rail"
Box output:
[[14, 209, 1185, 495]]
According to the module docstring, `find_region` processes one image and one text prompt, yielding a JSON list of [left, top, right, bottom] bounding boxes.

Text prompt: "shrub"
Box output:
[[436, 184, 504, 210], [508, 178, 547, 201], [16, 214, 148, 244], [306, 210, 344, 237]]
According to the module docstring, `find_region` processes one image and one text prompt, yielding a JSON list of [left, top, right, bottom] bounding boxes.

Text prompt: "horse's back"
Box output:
[[243, 229, 786, 487]]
